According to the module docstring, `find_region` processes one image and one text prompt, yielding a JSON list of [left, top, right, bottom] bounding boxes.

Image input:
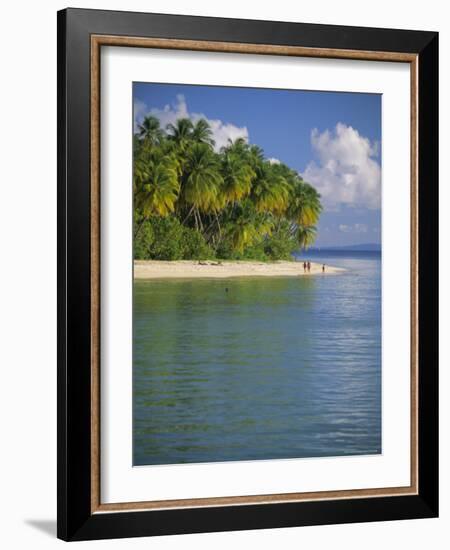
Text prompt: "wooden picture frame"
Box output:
[[57, 7, 438, 541]]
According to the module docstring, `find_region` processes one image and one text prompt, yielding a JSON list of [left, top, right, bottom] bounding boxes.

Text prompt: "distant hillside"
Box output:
[[311, 243, 381, 252]]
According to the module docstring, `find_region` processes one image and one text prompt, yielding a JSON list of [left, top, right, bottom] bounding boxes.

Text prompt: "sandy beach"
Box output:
[[134, 260, 344, 279]]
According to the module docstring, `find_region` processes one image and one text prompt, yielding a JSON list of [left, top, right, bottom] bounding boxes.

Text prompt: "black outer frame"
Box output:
[[57, 7, 438, 541]]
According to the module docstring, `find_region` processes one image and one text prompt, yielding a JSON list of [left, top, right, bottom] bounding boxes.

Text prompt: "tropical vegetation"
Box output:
[[134, 116, 322, 261]]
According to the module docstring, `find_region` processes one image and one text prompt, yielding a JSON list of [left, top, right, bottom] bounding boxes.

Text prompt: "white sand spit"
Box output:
[[134, 260, 344, 279]]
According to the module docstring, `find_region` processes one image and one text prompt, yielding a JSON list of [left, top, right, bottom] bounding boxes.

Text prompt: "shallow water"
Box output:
[[133, 251, 381, 466]]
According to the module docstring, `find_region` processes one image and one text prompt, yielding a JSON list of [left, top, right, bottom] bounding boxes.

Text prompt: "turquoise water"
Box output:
[[133, 251, 381, 466]]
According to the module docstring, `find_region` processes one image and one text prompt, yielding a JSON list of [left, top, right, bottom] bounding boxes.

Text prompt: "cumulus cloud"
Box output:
[[302, 123, 381, 210], [134, 94, 249, 152], [268, 157, 281, 165]]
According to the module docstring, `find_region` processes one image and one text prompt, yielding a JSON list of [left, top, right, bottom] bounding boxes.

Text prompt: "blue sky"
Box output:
[[134, 82, 382, 247]]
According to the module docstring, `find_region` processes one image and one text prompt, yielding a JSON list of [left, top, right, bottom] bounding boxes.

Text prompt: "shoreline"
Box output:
[[134, 260, 345, 279]]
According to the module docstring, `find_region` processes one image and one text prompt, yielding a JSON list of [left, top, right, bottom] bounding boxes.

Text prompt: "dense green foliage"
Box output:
[[134, 116, 322, 261]]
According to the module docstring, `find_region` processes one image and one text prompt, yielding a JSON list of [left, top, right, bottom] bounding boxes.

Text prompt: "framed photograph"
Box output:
[[57, 8, 438, 541]]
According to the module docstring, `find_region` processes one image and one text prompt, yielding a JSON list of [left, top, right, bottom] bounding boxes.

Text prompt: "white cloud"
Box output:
[[134, 94, 249, 152], [354, 223, 368, 233], [339, 223, 368, 233], [133, 99, 147, 130], [302, 123, 381, 210], [268, 157, 281, 165]]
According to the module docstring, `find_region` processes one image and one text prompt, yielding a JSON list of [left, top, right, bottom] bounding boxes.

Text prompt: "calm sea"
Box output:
[[133, 250, 381, 466]]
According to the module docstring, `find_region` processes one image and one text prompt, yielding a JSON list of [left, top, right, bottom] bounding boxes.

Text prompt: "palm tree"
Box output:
[[221, 137, 248, 157], [225, 202, 273, 253], [181, 143, 223, 229], [166, 118, 194, 151], [247, 144, 265, 168], [133, 115, 323, 260], [192, 118, 215, 146], [221, 153, 254, 203], [251, 162, 290, 215], [137, 115, 163, 146], [296, 225, 318, 249], [286, 179, 322, 227], [134, 153, 180, 237]]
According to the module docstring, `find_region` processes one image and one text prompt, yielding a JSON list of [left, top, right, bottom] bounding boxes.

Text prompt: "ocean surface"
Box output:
[[133, 250, 381, 466]]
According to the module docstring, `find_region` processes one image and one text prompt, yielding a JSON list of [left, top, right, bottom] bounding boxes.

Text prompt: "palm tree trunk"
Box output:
[[182, 204, 195, 225], [215, 212, 222, 236], [194, 210, 198, 231], [134, 217, 148, 239], [196, 209, 204, 232]]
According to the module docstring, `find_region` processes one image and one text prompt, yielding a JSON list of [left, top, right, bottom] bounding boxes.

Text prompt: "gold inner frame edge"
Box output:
[[90, 34, 419, 514]]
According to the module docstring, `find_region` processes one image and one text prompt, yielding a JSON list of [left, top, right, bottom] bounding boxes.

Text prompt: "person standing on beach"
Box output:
[[307, 261, 311, 272], [322, 264, 325, 273], [303, 261, 307, 272]]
